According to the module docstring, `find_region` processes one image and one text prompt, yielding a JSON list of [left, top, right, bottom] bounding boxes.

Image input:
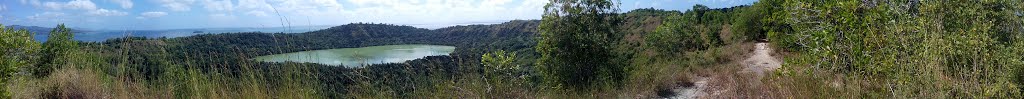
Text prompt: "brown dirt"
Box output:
[[667, 42, 781, 99]]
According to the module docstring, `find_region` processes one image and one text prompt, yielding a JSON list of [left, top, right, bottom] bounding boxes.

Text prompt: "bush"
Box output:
[[1, 24, 42, 98], [35, 24, 78, 77], [766, 0, 1024, 98]]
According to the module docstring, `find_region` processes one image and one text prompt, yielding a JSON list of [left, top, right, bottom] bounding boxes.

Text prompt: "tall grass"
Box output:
[[754, 0, 1024, 98], [3, 29, 323, 99]]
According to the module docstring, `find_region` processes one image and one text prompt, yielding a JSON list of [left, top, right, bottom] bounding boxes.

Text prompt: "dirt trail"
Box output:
[[741, 43, 781, 76], [667, 42, 780, 99]]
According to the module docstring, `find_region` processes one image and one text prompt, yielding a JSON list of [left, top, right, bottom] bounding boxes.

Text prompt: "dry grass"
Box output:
[[8, 68, 178, 99], [5, 64, 319, 99], [709, 65, 768, 98], [613, 42, 757, 98], [9, 68, 113, 99]]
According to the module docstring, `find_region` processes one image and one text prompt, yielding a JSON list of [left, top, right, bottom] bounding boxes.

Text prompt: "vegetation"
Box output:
[[646, 4, 741, 55], [1, 24, 41, 98], [3, 0, 1022, 98], [759, 0, 1024, 98], [537, 0, 625, 90], [34, 24, 78, 77]]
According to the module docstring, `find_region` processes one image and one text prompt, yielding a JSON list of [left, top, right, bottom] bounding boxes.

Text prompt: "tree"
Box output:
[[693, 4, 710, 17], [536, 0, 623, 90], [646, 14, 695, 54], [733, 0, 773, 41], [731, 0, 792, 50], [481, 50, 527, 96], [35, 24, 77, 77], [1, 24, 41, 98], [645, 4, 733, 54]]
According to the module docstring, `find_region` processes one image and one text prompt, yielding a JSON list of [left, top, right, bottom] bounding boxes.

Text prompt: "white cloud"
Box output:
[[15, 0, 552, 29], [66, 0, 98, 10], [0, 4, 6, 11], [169, 0, 549, 28], [141, 11, 169, 18], [110, 0, 133, 9], [210, 13, 228, 17], [22, 0, 43, 7], [276, 0, 343, 14], [38, 0, 98, 10], [202, 0, 235, 12], [332, 0, 545, 26], [27, 12, 66, 21], [482, 0, 512, 7], [87, 8, 128, 16], [158, 0, 197, 11], [32, 0, 129, 17], [42, 2, 63, 10], [237, 0, 274, 17], [245, 10, 268, 16], [209, 13, 237, 20], [237, 0, 272, 10]]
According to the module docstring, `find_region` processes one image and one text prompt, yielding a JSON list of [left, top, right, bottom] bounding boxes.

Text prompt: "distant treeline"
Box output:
[[78, 20, 540, 98]]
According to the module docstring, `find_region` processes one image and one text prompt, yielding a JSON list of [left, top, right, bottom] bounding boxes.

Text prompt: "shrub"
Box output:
[[1, 24, 42, 98]]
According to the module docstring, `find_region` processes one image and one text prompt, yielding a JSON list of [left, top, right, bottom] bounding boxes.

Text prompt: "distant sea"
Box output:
[[30, 25, 332, 42]]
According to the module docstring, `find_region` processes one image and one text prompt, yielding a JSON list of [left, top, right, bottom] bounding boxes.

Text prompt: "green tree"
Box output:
[[754, 0, 794, 51], [34, 24, 77, 77], [692, 4, 710, 17], [733, 0, 786, 42], [645, 5, 730, 54], [536, 0, 624, 90], [646, 14, 695, 54], [481, 50, 527, 96], [1, 24, 42, 98]]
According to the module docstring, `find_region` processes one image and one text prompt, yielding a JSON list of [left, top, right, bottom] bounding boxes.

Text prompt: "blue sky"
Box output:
[[1, 0, 757, 30]]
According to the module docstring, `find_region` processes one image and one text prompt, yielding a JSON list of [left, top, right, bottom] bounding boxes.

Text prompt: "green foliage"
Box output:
[[482, 50, 523, 84], [756, 0, 798, 52], [0, 24, 42, 98], [481, 50, 531, 96], [537, 0, 625, 90], [733, 0, 788, 42], [35, 24, 78, 77], [768, 0, 1024, 98], [645, 4, 739, 56], [646, 15, 692, 54]]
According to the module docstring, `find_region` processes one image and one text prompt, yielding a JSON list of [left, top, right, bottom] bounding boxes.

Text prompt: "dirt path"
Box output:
[[741, 43, 781, 76], [666, 42, 780, 99]]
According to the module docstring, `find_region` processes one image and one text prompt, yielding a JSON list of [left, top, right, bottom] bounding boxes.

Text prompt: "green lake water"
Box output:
[[253, 44, 456, 67]]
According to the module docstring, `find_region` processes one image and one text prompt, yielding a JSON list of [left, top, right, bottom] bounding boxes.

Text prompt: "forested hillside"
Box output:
[[2, 20, 543, 98]]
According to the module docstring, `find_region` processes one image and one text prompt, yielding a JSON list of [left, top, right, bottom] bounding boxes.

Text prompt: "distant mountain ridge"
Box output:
[[5, 25, 332, 42], [3, 25, 89, 35]]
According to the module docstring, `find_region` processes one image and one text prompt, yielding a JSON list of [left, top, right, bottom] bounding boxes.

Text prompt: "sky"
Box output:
[[0, 0, 757, 30]]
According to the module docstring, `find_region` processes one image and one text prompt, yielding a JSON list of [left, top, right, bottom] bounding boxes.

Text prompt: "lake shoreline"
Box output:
[[252, 44, 456, 68]]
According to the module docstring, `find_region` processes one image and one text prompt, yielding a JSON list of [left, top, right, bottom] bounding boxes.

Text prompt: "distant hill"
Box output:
[[4, 25, 331, 42], [3, 25, 89, 35]]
